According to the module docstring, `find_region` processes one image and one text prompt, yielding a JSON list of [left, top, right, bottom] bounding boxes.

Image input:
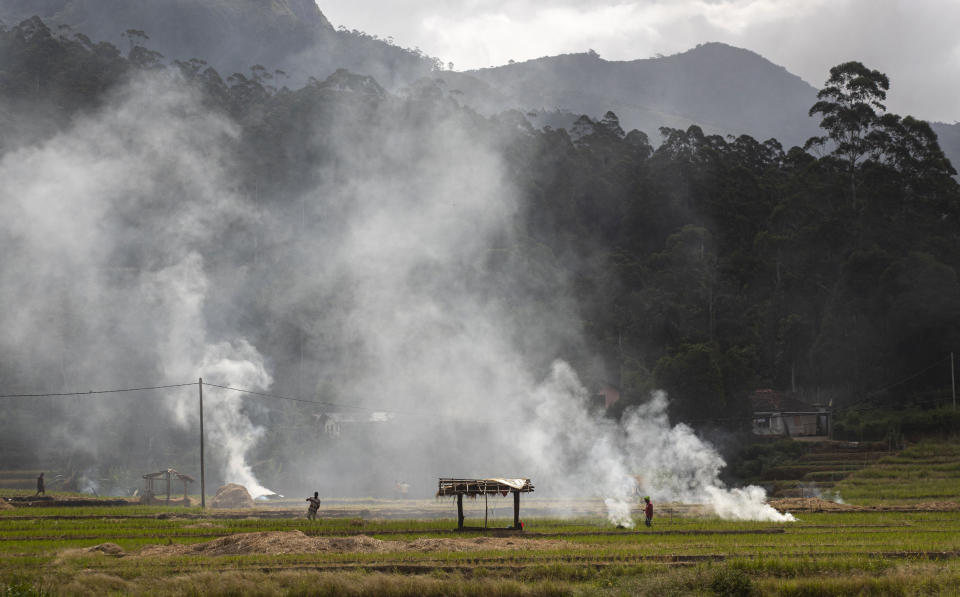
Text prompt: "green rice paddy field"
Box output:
[[2, 440, 959, 596]]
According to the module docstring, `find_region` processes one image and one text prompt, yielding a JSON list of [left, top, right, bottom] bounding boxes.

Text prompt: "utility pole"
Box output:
[[199, 377, 206, 509], [951, 353, 956, 412]]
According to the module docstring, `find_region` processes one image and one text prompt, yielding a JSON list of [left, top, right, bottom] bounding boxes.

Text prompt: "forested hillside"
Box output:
[[450, 44, 960, 173], [1, 18, 958, 492]]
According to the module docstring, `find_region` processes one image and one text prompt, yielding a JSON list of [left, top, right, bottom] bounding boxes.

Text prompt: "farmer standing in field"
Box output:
[[306, 491, 321, 520], [643, 496, 653, 527], [35, 472, 45, 496]]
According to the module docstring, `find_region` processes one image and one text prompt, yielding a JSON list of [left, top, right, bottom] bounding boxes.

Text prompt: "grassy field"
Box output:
[[2, 505, 960, 596], [3, 439, 958, 595]]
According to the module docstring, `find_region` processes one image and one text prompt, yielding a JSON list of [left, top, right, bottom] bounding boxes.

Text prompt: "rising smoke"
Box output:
[[0, 72, 273, 493], [0, 62, 792, 521]]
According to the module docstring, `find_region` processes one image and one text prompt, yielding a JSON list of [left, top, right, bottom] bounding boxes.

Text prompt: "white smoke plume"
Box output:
[[1, 62, 793, 521], [196, 340, 274, 498], [289, 85, 794, 523], [0, 73, 275, 493], [518, 363, 794, 523]]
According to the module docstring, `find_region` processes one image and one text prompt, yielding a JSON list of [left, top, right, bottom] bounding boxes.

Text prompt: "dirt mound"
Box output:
[[769, 497, 865, 512], [133, 531, 568, 558], [55, 542, 126, 563], [85, 542, 125, 556], [317, 536, 387, 552], [210, 483, 254, 509], [137, 531, 387, 557]]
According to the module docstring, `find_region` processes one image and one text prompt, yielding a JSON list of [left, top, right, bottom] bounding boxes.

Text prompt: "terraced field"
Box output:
[[759, 443, 889, 498], [835, 441, 960, 504]]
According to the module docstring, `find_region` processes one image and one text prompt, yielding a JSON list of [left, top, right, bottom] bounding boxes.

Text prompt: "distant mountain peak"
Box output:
[[676, 41, 810, 83], [688, 41, 756, 54]]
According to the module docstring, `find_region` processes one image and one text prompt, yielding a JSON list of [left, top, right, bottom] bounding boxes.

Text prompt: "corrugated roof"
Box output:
[[437, 478, 534, 496]]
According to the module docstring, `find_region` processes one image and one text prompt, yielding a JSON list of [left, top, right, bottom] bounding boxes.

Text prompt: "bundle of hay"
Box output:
[[210, 483, 254, 509], [0, 499, 14, 510]]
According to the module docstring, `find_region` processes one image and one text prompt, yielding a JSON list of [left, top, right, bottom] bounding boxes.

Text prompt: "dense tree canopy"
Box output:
[[1, 18, 958, 482]]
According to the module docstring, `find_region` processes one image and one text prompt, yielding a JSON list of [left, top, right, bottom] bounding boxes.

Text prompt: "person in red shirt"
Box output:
[[643, 496, 653, 527]]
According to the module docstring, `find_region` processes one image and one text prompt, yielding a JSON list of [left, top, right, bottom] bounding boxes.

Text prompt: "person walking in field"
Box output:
[[306, 491, 321, 520], [35, 472, 45, 496], [643, 496, 653, 527]]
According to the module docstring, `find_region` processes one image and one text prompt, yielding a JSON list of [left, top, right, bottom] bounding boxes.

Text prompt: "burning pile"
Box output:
[[210, 483, 254, 509]]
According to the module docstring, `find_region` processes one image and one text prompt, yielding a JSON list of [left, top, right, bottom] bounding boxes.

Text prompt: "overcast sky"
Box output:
[[317, 0, 960, 124]]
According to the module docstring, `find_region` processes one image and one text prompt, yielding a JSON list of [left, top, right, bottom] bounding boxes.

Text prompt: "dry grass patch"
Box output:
[[137, 531, 386, 556], [83, 531, 576, 558], [60, 571, 132, 595], [769, 497, 960, 513], [105, 570, 571, 597]]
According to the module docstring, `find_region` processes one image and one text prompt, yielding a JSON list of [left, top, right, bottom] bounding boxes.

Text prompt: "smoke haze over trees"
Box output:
[[0, 9, 958, 512]]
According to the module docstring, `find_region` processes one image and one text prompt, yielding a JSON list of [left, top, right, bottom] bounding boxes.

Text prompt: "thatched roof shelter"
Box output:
[[141, 469, 194, 506], [437, 478, 534, 530]]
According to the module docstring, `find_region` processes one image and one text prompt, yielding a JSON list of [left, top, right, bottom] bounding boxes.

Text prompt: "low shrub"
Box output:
[[709, 567, 754, 597]]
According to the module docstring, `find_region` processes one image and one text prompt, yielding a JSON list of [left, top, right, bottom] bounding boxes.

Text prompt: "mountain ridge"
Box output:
[[453, 43, 821, 147], [1, 1, 956, 162], [448, 41, 958, 161]]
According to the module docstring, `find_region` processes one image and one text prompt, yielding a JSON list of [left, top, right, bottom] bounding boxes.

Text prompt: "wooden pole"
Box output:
[[484, 492, 488, 529], [457, 494, 464, 530], [952, 352, 956, 412], [199, 378, 206, 509], [513, 490, 520, 529]]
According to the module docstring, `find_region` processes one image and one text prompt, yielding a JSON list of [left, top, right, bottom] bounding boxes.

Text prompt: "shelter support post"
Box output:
[[513, 490, 520, 529], [457, 494, 464, 530]]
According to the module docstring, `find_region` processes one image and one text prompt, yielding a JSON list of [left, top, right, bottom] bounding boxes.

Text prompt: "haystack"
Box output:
[[0, 499, 14, 510], [210, 483, 254, 509]]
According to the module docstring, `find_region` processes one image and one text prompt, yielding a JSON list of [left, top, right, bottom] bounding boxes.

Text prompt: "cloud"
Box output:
[[741, 0, 960, 122]]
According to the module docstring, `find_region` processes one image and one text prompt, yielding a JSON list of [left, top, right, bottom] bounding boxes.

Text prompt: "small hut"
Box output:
[[141, 469, 195, 506], [437, 478, 534, 531]]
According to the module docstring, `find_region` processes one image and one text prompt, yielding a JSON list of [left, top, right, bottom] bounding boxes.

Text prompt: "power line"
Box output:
[[865, 355, 951, 398], [200, 382, 432, 418], [0, 382, 196, 399], [0, 378, 432, 419]]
